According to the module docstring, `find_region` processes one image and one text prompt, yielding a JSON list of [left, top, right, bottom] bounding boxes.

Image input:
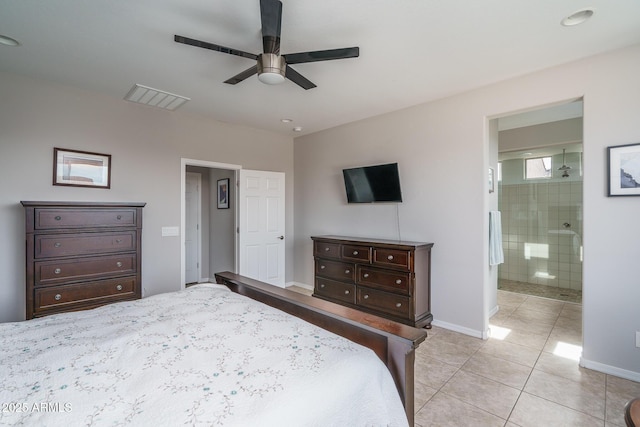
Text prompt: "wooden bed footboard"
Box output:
[[214, 272, 428, 425]]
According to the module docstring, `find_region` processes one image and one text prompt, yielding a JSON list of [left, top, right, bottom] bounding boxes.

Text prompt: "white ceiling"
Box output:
[[1, 0, 640, 136]]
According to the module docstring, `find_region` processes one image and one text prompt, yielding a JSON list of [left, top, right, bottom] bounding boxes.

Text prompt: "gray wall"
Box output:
[[208, 168, 236, 276], [499, 117, 583, 152], [293, 44, 640, 380], [0, 71, 294, 322]]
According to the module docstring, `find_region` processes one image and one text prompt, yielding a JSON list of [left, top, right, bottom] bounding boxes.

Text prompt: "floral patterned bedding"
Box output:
[[0, 284, 407, 426]]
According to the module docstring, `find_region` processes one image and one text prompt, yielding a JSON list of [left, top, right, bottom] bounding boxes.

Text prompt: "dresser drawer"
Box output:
[[314, 278, 356, 304], [34, 231, 137, 259], [373, 247, 411, 270], [313, 241, 341, 260], [357, 287, 410, 319], [34, 208, 137, 230], [34, 277, 136, 313], [357, 266, 411, 294], [341, 244, 371, 263], [315, 259, 355, 282], [35, 254, 136, 286]]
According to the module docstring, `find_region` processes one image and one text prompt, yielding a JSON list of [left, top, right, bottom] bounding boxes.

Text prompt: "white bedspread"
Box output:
[[0, 284, 408, 426]]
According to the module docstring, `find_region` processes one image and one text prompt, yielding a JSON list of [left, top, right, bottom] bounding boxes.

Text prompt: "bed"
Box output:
[[0, 272, 427, 426]]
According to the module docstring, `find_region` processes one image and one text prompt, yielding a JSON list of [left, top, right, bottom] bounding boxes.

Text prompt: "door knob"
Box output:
[[278, 236, 284, 240]]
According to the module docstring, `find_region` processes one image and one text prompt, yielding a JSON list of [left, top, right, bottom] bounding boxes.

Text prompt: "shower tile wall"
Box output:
[[498, 180, 583, 291]]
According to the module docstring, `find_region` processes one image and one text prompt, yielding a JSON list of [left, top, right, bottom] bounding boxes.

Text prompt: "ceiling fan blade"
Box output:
[[285, 66, 316, 90], [283, 47, 360, 65], [224, 65, 258, 85], [174, 35, 258, 60], [260, 0, 282, 55]]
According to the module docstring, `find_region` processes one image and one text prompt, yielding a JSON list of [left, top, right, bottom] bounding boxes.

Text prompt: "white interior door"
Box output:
[[238, 169, 285, 287], [185, 172, 201, 284]]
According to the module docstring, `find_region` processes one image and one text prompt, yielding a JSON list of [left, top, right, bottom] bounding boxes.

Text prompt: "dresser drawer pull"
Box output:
[[395, 302, 402, 308], [396, 279, 402, 285], [324, 247, 330, 252], [117, 215, 122, 220], [54, 294, 62, 301], [387, 255, 394, 261], [320, 284, 325, 288], [363, 273, 369, 278], [320, 265, 325, 270], [344, 290, 350, 295], [363, 294, 369, 299], [115, 239, 122, 244], [54, 242, 61, 248], [116, 262, 123, 268], [353, 250, 359, 255], [55, 216, 62, 221], [54, 268, 61, 274], [344, 269, 350, 274], [116, 284, 123, 291]]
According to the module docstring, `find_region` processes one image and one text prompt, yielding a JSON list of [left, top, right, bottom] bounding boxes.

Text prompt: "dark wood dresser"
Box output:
[[311, 236, 433, 328], [21, 201, 145, 319]]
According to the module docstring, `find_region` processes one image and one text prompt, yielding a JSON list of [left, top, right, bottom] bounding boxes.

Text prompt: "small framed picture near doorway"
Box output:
[[608, 142, 640, 196], [217, 178, 230, 209]]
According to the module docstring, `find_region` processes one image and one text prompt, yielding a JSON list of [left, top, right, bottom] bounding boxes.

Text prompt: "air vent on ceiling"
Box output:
[[124, 84, 190, 111]]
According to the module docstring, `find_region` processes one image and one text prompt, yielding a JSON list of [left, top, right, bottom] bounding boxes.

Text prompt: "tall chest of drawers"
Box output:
[[21, 201, 145, 319], [311, 235, 433, 328]]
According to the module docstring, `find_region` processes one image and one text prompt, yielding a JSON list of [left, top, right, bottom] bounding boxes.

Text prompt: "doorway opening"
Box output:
[[496, 100, 583, 303], [181, 159, 240, 288]]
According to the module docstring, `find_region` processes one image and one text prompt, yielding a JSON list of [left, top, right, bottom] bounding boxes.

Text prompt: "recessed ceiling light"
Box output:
[[561, 9, 594, 26], [0, 35, 20, 46], [281, 119, 293, 123], [293, 127, 303, 132]]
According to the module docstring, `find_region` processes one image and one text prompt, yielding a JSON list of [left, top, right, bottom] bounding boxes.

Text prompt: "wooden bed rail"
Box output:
[[214, 272, 428, 425]]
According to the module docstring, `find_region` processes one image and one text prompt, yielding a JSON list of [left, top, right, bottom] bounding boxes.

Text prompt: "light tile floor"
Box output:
[[413, 290, 640, 427]]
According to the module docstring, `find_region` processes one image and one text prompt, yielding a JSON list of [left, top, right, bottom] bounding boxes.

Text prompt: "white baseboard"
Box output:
[[431, 319, 485, 339], [489, 305, 500, 318], [580, 357, 640, 383], [285, 281, 313, 291]]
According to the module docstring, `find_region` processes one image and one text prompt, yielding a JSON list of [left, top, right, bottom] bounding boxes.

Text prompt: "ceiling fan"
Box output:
[[174, 0, 359, 90]]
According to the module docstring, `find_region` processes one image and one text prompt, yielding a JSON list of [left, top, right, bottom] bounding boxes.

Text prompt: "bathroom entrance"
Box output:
[[496, 101, 583, 303]]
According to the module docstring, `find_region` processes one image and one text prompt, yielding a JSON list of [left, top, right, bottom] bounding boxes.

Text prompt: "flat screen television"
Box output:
[[342, 163, 403, 203]]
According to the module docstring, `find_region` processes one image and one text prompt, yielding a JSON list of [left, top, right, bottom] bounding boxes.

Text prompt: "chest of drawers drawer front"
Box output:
[[315, 278, 356, 304], [357, 287, 410, 319], [357, 266, 411, 294], [373, 248, 411, 270], [34, 277, 136, 313], [341, 244, 372, 263], [315, 259, 355, 282], [35, 254, 136, 286], [313, 241, 341, 260], [34, 231, 136, 259], [35, 208, 137, 229]]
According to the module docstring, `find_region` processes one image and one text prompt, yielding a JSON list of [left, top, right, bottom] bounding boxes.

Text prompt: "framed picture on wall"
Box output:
[[608, 142, 640, 196], [53, 147, 111, 188], [217, 178, 230, 209]]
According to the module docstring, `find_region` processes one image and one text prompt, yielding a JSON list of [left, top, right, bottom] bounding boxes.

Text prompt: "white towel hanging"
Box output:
[[489, 211, 504, 266]]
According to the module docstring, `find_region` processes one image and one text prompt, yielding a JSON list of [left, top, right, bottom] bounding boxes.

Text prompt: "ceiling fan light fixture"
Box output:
[[257, 53, 286, 85]]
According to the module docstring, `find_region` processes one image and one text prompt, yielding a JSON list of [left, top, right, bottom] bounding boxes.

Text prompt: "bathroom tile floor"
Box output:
[[413, 290, 640, 427]]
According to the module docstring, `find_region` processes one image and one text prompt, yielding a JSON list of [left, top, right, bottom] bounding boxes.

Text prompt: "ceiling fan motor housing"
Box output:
[[257, 53, 286, 84]]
